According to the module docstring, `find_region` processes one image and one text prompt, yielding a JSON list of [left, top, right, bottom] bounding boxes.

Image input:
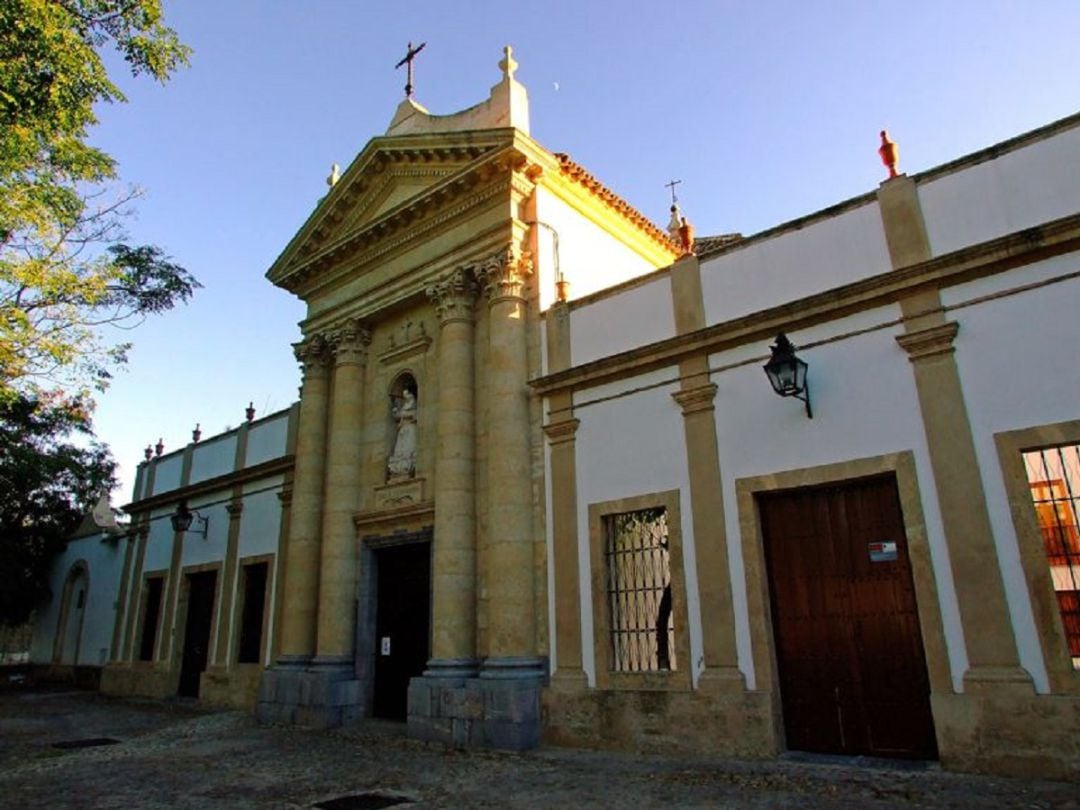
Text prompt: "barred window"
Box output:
[[604, 507, 676, 672], [1024, 445, 1080, 668]]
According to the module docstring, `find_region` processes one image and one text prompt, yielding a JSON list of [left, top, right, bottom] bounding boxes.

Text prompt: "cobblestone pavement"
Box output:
[[0, 688, 1076, 809]]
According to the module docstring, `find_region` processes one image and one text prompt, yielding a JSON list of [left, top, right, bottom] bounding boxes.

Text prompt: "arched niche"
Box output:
[[53, 560, 89, 666], [386, 371, 419, 482]]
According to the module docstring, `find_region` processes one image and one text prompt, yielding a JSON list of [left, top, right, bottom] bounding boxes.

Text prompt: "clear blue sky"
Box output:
[[89, 0, 1080, 502]]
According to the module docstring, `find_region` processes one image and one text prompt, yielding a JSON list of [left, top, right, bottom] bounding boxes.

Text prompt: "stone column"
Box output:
[[424, 267, 480, 677], [257, 335, 334, 726], [275, 334, 331, 664], [479, 249, 540, 675], [315, 318, 371, 664]]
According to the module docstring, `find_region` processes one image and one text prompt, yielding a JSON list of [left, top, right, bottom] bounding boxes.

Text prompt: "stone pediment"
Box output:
[[267, 131, 516, 292]]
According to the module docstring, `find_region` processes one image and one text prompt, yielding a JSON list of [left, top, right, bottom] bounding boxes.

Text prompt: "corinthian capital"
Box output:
[[478, 247, 533, 302], [426, 267, 479, 324], [293, 333, 331, 377], [328, 318, 372, 365]]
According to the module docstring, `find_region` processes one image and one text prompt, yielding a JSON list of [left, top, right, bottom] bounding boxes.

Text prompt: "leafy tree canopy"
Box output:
[[0, 391, 115, 625], [0, 0, 197, 397]]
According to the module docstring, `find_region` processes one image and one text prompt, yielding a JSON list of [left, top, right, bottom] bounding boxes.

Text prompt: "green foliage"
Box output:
[[0, 0, 195, 397], [0, 391, 115, 626]]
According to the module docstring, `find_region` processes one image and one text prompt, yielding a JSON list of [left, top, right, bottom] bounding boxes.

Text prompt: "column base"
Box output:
[[407, 656, 545, 750], [961, 664, 1034, 696], [256, 656, 364, 728], [422, 657, 480, 681]]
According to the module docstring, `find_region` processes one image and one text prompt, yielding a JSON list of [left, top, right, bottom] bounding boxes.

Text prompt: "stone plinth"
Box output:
[[256, 659, 364, 729], [407, 670, 544, 751]]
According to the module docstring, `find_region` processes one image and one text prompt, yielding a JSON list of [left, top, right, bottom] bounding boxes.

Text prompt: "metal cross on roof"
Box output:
[[665, 178, 682, 206], [395, 41, 427, 99]]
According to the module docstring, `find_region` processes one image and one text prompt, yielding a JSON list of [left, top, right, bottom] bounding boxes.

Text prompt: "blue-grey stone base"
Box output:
[[256, 657, 364, 729], [407, 657, 545, 751]]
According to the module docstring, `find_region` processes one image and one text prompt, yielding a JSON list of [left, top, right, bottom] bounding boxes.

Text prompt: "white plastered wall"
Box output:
[[700, 201, 892, 326], [150, 455, 183, 495], [189, 434, 238, 485], [941, 252, 1080, 692], [142, 507, 176, 574], [569, 276, 675, 367], [920, 125, 1080, 257], [246, 413, 290, 468], [534, 186, 663, 313], [572, 367, 702, 686], [708, 306, 968, 691], [30, 533, 126, 667]]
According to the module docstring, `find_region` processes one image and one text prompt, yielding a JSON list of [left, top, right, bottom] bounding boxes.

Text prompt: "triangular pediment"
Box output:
[[267, 130, 515, 289]]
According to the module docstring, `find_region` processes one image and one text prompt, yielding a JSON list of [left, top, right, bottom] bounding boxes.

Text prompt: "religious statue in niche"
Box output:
[[387, 376, 418, 480]]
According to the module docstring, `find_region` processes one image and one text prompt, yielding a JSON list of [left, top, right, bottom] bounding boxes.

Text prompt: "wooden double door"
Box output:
[[759, 474, 937, 760]]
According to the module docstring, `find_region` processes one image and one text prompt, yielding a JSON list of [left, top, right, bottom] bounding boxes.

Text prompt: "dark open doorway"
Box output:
[[372, 541, 431, 720], [759, 474, 937, 760], [178, 570, 217, 698]]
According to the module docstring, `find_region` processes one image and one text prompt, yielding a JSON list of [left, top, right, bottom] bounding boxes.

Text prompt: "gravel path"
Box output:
[[0, 688, 1075, 808]]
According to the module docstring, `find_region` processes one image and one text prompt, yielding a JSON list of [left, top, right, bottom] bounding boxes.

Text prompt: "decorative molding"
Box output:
[[327, 318, 372, 366], [277, 486, 293, 507], [426, 267, 479, 324], [373, 477, 425, 510], [379, 325, 432, 366], [293, 333, 331, 377], [543, 418, 580, 445], [479, 247, 533, 302], [896, 321, 960, 361], [672, 383, 718, 415], [532, 212, 1080, 398], [226, 500, 244, 519]]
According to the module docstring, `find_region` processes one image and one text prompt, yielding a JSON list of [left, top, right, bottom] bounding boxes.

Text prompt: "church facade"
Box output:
[[29, 51, 1080, 778]]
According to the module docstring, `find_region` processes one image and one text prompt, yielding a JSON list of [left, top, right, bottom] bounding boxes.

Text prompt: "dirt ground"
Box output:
[[0, 688, 1076, 809]]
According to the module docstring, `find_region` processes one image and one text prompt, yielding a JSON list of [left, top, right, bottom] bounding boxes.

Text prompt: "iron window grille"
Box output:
[[603, 507, 677, 672], [1023, 444, 1080, 668]]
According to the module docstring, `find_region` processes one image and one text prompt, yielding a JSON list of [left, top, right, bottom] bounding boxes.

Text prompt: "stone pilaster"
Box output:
[[543, 301, 587, 688], [424, 267, 480, 677], [879, 176, 1031, 695]]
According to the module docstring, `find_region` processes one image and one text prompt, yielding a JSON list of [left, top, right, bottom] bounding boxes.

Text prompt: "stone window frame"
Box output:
[[136, 569, 168, 664], [995, 419, 1080, 695], [588, 489, 693, 691], [233, 553, 276, 667], [172, 561, 223, 669]]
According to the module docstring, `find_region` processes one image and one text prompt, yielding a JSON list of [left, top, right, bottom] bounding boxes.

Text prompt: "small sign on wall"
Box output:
[[380, 636, 391, 656], [868, 541, 898, 562]]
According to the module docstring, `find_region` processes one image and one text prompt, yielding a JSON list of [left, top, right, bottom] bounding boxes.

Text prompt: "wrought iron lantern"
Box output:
[[170, 501, 209, 538], [763, 333, 813, 419]]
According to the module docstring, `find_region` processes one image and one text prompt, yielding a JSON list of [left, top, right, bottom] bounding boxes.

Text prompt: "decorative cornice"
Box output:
[[328, 318, 372, 366], [479, 247, 533, 302], [895, 321, 960, 361], [123, 456, 295, 515], [543, 418, 580, 445], [427, 267, 479, 324], [672, 383, 718, 415], [531, 212, 1080, 397]]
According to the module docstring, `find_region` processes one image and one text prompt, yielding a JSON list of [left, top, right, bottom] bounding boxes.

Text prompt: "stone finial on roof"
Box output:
[[327, 163, 340, 188], [678, 216, 696, 257], [499, 45, 518, 81], [668, 204, 682, 242], [879, 130, 899, 179]]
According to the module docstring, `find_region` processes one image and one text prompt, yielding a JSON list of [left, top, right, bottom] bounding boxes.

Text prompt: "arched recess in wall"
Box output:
[[386, 371, 419, 482], [53, 560, 89, 666]]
